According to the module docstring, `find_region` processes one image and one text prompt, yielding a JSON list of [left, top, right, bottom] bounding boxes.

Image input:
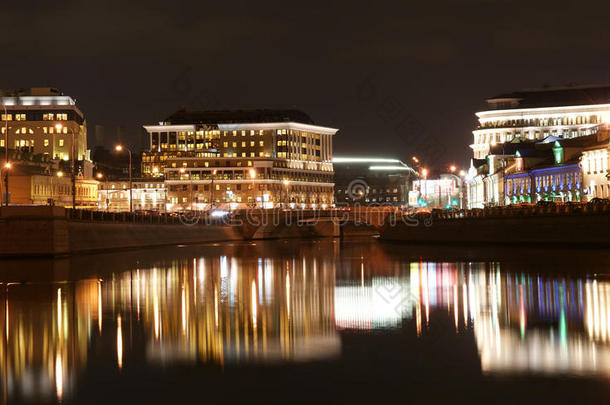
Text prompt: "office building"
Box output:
[[143, 109, 337, 210]]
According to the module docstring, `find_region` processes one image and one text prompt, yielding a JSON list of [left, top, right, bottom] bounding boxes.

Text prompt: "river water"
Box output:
[[1, 238, 610, 404]]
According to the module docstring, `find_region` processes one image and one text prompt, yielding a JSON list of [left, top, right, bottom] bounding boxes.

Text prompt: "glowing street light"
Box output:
[[459, 170, 466, 177], [249, 169, 257, 207], [56, 124, 78, 209], [0, 162, 11, 205], [57, 171, 64, 177], [282, 179, 290, 208], [115, 144, 133, 212], [1, 98, 10, 206], [96, 172, 103, 179], [421, 168, 428, 178], [449, 165, 456, 173]]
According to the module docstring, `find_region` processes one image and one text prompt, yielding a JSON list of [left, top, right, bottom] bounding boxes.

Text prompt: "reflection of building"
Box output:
[[97, 180, 166, 212], [0, 280, 100, 403], [471, 86, 610, 159], [332, 157, 415, 206], [142, 109, 337, 210], [109, 254, 340, 366], [334, 277, 412, 330]]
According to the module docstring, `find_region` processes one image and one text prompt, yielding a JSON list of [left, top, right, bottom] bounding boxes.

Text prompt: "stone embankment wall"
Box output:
[[0, 206, 340, 257], [380, 211, 610, 246]]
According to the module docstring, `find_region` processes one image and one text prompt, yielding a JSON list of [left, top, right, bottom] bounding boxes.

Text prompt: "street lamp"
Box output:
[[449, 165, 456, 173], [249, 169, 256, 207], [0, 162, 11, 206], [55, 124, 78, 209], [282, 179, 289, 209], [115, 145, 132, 213], [209, 169, 217, 208], [1, 100, 9, 206]]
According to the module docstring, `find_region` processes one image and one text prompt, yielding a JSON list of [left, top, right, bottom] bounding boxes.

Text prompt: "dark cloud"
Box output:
[[2, 0, 610, 168]]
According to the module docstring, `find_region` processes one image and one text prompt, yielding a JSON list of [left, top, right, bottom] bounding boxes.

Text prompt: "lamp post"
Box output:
[[444, 172, 464, 209], [282, 179, 289, 209], [55, 124, 78, 209], [210, 169, 216, 209], [96, 172, 108, 211], [0, 162, 11, 206], [115, 145, 132, 213], [51, 171, 64, 206], [1, 100, 9, 206], [249, 169, 256, 208], [421, 168, 428, 207]]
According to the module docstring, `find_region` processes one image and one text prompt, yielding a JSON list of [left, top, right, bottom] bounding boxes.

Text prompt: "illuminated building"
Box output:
[[0, 87, 89, 162], [97, 180, 166, 212], [581, 142, 610, 200], [143, 109, 337, 210], [410, 174, 464, 209], [332, 157, 416, 206], [471, 86, 610, 159], [466, 132, 608, 207]]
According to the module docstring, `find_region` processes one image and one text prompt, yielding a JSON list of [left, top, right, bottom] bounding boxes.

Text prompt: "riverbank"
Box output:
[[0, 206, 341, 257], [380, 211, 610, 246]]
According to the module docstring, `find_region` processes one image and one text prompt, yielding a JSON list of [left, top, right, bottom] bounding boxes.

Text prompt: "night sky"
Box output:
[[3, 0, 610, 170]]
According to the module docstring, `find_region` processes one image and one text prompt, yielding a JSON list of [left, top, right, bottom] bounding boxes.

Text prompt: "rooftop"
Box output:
[[164, 108, 315, 125], [486, 85, 610, 110]]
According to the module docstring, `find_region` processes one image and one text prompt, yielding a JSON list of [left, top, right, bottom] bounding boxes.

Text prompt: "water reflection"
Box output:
[[1, 242, 610, 403]]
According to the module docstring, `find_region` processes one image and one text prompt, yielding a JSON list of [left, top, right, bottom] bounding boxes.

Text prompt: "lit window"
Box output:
[[242, 141, 246, 147], [1, 114, 12, 121], [44, 139, 49, 147], [259, 141, 264, 147], [59, 139, 64, 147], [15, 114, 26, 121]]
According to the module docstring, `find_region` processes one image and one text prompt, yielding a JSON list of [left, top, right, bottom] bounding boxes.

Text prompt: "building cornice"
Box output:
[[143, 122, 338, 135], [476, 103, 610, 120]]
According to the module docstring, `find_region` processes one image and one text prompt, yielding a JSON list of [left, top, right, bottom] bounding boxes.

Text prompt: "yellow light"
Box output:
[[459, 170, 466, 177], [55, 124, 62, 131], [96, 173, 103, 179], [421, 168, 428, 177], [57, 171, 64, 177], [117, 314, 123, 369], [115, 145, 123, 152], [212, 169, 217, 175], [282, 179, 289, 186], [449, 165, 456, 173], [4, 162, 11, 169], [412, 156, 419, 163], [152, 166, 159, 173], [249, 169, 256, 179], [179, 167, 186, 174]]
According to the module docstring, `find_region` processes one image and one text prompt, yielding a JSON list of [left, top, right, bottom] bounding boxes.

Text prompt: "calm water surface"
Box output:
[[2, 238, 610, 404]]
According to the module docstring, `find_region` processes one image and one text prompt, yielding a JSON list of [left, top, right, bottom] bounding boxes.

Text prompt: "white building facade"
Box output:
[[471, 86, 610, 159]]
